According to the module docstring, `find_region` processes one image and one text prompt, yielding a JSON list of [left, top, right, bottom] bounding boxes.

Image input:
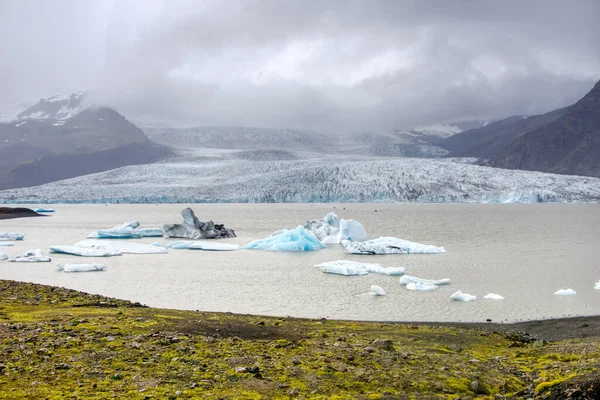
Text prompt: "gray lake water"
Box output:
[[1, 204, 599, 323]]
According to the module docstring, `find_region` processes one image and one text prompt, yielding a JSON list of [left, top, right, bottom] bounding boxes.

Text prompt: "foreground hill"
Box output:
[[442, 80, 600, 177], [0, 106, 170, 189]]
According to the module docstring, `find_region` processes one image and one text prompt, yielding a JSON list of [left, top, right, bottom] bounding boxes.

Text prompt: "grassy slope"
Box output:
[[0, 280, 598, 399]]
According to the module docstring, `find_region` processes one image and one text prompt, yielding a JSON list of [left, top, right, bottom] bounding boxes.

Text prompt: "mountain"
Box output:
[[0, 104, 169, 190], [442, 80, 600, 177], [17, 91, 88, 121]]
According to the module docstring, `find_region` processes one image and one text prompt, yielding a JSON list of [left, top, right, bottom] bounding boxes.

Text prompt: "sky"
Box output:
[[1, 0, 599, 130]]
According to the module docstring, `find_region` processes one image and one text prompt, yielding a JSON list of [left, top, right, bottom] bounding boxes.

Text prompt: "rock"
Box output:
[[163, 208, 236, 239], [494, 395, 505, 399], [288, 388, 299, 396], [175, 391, 182, 396], [373, 339, 395, 351], [364, 346, 376, 353], [471, 380, 490, 395], [235, 367, 247, 373], [533, 339, 549, 348], [291, 356, 301, 365]]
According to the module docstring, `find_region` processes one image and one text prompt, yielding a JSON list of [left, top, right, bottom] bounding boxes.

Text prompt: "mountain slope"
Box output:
[[442, 80, 600, 177], [0, 106, 169, 189], [17, 91, 88, 120]]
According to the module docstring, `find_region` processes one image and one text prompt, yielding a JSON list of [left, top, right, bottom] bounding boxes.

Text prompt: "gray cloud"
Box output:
[[2, 0, 599, 130]]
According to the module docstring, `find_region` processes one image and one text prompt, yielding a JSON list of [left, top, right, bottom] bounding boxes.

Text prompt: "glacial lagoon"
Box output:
[[0, 203, 599, 323]]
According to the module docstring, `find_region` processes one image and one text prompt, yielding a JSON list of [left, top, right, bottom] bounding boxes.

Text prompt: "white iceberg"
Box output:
[[305, 213, 368, 245], [399, 275, 451, 286], [32, 208, 55, 213], [244, 226, 326, 252], [57, 262, 106, 272], [73, 240, 168, 254], [554, 288, 577, 296], [406, 282, 438, 291], [167, 241, 239, 251], [50, 245, 122, 257], [337, 219, 368, 243], [0, 232, 25, 241], [370, 285, 387, 296], [10, 249, 51, 262], [484, 293, 505, 300], [345, 237, 445, 255], [87, 221, 164, 239], [0, 242, 14, 246], [304, 212, 340, 241], [315, 260, 404, 276], [450, 291, 476, 301], [0, 252, 7, 260], [595, 281, 600, 290]]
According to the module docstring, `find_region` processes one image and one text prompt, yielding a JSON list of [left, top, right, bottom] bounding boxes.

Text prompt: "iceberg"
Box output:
[[450, 291, 476, 301], [245, 226, 325, 252], [0, 252, 7, 260], [73, 240, 168, 254], [0, 232, 25, 241], [315, 260, 404, 276], [0, 242, 14, 246], [345, 237, 445, 255], [10, 249, 51, 262], [88, 221, 164, 239], [484, 293, 505, 300], [304, 212, 340, 241], [399, 275, 451, 286], [406, 282, 438, 291], [554, 288, 577, 296], [595, 281, 600, 290], [32, 208, 54, 213], [57, 262, 106, 272], [167, 241, 239, 251], [50, 245, 122, 257], [337, 219, 368, 243], [163, 208, 236, 239], [370, 285, 387, 296]]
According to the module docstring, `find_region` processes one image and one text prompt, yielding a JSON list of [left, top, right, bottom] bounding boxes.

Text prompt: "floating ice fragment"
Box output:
[[554, 288, 577, 296], [305, 212, 340, 241], [0, 232, 25, 241], [595, 281, 600, 290], [484, 293, 505, 300], [0, 242, 14, 246], [244, 226, 326, 252], [406, 282, 438, 291], [450, 291, 476, 301], [73, 240, 168, 254], [50, 245, 122, 257], [370, 285, 387, 296], [87, 221, 164, 239], [10, 249, 51, 262], [399, 275, 450, 286], [0, 252, 7, 260], [57, 262, 106, 272], [167, 241, 239, 251], [315, 260, 403, 276], [345, 237, 445, 255], [164, 208, 236, 239], [32, 208, 54, 213], [380, 267, 405, 276]]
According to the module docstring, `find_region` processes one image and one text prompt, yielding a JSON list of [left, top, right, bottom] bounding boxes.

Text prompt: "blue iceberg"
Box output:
[[0, 232, 25, 241], [244, 226, 326, 252], [32, 208, 55, 213]]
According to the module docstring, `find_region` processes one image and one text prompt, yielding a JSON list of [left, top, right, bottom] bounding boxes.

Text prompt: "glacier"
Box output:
[[345, 237, 446, 255], [1, 157, 599, 204], [244, 226, 326, 252]]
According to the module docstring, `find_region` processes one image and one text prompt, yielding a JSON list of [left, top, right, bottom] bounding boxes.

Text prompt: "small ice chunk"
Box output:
[[0, 252, 8, 260], [57, 262, 106, 272], [484, 293, 505, 300], [450, 291, 476, 301], [345, 236, 445, 255], [10, 249, 51, 262], [50, 245, 122, 257], [315, 261, 370, 276], [380, 267, 405, 276], [0, 242, 14, 246], [32, 208, 55, 213], [595, 281, 600, 290], [406, 282, 438, 291], [244, 226, 326, 252], [400, 275, 450, 286], [167, 241, 239, 251], [370, 285, 387, 296], [0, 232, 25, 241], [554, 288, 577, 296], [73, 240, 168, 254], [87, 221, 164, 239]]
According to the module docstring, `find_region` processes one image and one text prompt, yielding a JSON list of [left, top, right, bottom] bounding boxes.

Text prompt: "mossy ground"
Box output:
[[0, 280, 598, 399]]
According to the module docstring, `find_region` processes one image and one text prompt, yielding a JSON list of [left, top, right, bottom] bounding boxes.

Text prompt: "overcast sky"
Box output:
[[1, 0, 599, 130]]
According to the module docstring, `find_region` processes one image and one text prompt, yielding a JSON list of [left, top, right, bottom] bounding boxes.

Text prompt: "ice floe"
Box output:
[[87, 221, 164, 239], [370, 285, 387, 296], [10, 249, 51, 262], [57, 262, 106, 272], [406, 282, 438, 291], [315, 260, 404, 276], [0, 242, 14, 246], [32, 208, 54, 213], [73, 240, 168, 254], [450, 291, 476, 301], [484, 293, 505, 300], [399, 275, 451, 286], [244, 226, 326, 252], [595, 281, 600, 290], [0, 232, 25, 241], [345, 237, 445, 255], [166, 241, 239, 251], [163, 208, 236, 239], [554, 288, 577, 296], [0, 252, 7, 260], [50, 245, 122, 257]]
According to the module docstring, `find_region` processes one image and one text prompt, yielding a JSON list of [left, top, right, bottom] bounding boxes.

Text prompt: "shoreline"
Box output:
[[0, 206, 46, 220]]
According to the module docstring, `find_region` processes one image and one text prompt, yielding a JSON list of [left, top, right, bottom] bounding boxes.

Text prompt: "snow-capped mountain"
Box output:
[[1, 156, 598, 204], [17, 91, 88, 121]]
